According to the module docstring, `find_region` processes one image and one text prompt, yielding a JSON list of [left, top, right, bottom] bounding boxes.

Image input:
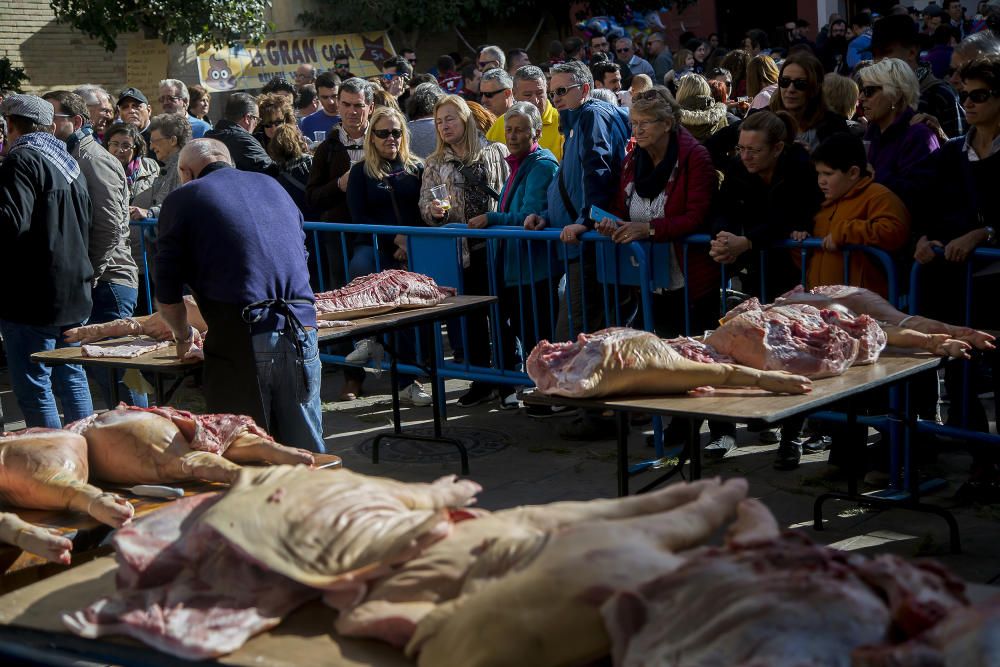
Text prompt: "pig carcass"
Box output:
[[526, 328, 813, 398], [63, 296, 208, 344], [314, 270, 456, 316], [0, 429, 134, 529], [68, 405, 315, 486], [64, 465, 481, 659]]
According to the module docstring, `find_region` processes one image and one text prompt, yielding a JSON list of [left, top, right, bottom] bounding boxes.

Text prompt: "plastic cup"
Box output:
[[430, 184, 451, 210], [314, 130, 327, 142]]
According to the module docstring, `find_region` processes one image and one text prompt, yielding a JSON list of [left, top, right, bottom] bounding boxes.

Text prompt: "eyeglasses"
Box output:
[[261, 121, 284, 129], [616, 47, 632, 53], [382, 72, 408, 82], [959, 88, 1000, 104], [632, 119, 664, 131], [547, 83, 583, 99], [335, 62, 350, 69], [107, 141, 135, 153], [158, 95, 183, 104], [859, 85, 883, 98], [406, 58, 417, 65], [372, 128, 403, 139], [247, 114, 260, 123], [479, 88, 509, 99], [778, 76, 809, 91], [735, 145, 764, 155], [478, 60, 499, 69], [52, 113, 73, 118]]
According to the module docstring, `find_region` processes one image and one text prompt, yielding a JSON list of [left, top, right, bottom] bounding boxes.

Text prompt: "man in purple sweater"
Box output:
[[154, 139, 324, 452]]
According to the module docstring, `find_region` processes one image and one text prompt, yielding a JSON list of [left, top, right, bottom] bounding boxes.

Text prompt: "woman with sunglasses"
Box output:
[[904, 56, 1000, 460], [344, 106, 432, 406], [595, 86, 717, 447], [769, 52, 847, 152], [256, 93, 297, 152], [859, 58, 940, 193], [420, 94, 511, 409]]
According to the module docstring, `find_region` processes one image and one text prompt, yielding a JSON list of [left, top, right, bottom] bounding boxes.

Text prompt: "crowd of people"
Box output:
[[1, 4, 999, 493]]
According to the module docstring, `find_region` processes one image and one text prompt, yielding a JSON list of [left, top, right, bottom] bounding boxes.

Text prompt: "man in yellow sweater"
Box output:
[[486, 65, 564, 161]]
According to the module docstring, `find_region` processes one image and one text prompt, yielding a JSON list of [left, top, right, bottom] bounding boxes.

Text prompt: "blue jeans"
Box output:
[[89, 282, 148, 408], [0, 320, 94, 428], [252, 327, 325, 453]]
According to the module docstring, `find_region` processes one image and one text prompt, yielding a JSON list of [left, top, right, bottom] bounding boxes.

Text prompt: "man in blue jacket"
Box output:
[[522, 61, 630, 436], [523, 60, 630, 342], [154, 139, 324, 453]]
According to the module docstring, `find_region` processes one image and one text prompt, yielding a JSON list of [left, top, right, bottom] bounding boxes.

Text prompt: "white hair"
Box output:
[[861, 57, 920, 110], [479, 45, 506, 70], [73, 84, 111, 106], [159, 78, 190, 101], [179, 138, 233, 173]]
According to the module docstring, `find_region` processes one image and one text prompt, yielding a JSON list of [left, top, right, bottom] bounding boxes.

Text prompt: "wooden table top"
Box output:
[[523, 352, 943, 424], [31, 296, 496, 372], [0, 455, 341, 579], [0, 556, 412, 666]]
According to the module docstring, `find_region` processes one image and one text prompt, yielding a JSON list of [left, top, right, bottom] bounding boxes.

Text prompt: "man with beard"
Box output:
[[819, 18, 850, 75], [74, 85, 115, 141]]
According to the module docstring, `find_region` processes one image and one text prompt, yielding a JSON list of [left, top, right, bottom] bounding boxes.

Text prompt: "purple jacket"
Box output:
[[867, 107, 940, 196]]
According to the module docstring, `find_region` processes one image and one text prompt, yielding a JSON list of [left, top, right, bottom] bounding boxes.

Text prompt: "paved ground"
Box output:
[[2, 363, 998, 586]]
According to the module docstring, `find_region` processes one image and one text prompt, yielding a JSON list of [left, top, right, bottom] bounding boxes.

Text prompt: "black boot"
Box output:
[[773, 439, 803, 470]]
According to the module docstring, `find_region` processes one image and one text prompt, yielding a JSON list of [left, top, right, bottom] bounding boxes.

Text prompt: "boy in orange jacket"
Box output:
[[800, 133, 911, 298]]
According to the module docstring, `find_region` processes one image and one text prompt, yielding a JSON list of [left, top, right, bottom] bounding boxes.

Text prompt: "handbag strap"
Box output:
[[557, 167, 578, 221]]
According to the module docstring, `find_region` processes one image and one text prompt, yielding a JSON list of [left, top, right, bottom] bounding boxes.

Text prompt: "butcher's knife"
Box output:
[[126, 484, 184, 500]]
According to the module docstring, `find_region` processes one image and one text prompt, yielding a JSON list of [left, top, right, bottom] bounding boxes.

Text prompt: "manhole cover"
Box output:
[[356, 425, 511, 464]]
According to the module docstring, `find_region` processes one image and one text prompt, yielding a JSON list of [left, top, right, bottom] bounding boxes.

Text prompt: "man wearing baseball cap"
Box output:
[[117, 87, 152, 146], [0, 94, 95, 427]]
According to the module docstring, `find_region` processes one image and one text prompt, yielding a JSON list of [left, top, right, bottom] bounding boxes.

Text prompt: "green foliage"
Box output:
[[49, 0, 274, 52], [0, 57, 30, 93]]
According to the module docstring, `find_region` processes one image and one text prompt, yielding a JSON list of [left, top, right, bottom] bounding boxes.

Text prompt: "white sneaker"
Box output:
[[346, 338, 381, 364], [399, 382, 432, 406], [499, 391, 520, 410]]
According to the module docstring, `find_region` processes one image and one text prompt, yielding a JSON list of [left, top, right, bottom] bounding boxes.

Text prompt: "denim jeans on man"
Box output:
[[89, 281, 149, 408], [251, 327, 325, 453], [0, 320, 94, 428]]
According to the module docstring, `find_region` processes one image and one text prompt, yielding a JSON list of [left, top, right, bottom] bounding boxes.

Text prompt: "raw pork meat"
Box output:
[[68, 405, 314, 485], [707, 303, 861, 378], [314, 270, 456, 315], [82, 339, 171, 358], [406, 478, 751, 667], [0, 512, 73, 564], [64, 296, 208, 344], [63, 493, 315, 661], [527, 327, 812, 398], [64, 465, 481, 659], [0, 429, 134, 528]]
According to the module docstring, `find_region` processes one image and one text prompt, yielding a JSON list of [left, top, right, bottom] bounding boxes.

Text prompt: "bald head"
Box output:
[[178, 138, 233, 183]]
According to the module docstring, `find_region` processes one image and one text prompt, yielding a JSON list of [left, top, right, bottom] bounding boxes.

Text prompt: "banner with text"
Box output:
[[197, 31, 396, 93]]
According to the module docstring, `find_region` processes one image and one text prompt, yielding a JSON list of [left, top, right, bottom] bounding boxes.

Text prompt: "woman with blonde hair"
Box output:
[[676, 73, 728, 140], [344, 105, 431, 405], [859, 57, 940, 191], [822, 73, 865, 137], [747, 54, 780, 108], [419, 93, 511, 408]]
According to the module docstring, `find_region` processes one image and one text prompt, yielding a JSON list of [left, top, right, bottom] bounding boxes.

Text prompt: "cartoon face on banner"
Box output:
[[205, 54, 237, 91]]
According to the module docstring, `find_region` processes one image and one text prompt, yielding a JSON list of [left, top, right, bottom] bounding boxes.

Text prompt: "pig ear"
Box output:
[[600, 591, 648, 665], [169, 414, 199, 443]]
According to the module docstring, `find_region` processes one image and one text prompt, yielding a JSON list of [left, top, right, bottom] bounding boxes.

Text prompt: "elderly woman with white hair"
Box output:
[[860, 57, 940, 192]]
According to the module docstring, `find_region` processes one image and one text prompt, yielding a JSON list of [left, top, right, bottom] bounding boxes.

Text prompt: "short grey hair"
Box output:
[[179, 138, 233, 171], [479, 45, 506, 70], [159, 78, 190, 101], [223, 92, 258, 122], [504, 101, 542, 136], [407, 82, 444, 119], [551, 61, 594, 87], [954, 30, 1000, 60], [73, 84, 111, 107], [590, 88, 619, 105], [339, 77, 374, 105], [481, 67, 513, 90], [513, 65, 546, 86], [149, 113, 193, 147]]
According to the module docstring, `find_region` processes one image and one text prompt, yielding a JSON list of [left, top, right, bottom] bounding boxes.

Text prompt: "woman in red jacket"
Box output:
[[596, 85, 718, 446]]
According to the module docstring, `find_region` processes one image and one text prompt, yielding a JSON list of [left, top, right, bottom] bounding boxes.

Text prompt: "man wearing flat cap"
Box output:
[[117, 87, 152, 147], [0, 94, 95, 427]]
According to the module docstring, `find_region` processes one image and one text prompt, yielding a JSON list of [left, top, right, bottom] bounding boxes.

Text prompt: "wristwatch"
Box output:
[[985, 226, 996, 245], [648, 224, 655, 239]]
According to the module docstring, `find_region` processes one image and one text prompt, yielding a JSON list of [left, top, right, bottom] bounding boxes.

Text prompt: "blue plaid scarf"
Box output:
[[10, 131, 81, 183]]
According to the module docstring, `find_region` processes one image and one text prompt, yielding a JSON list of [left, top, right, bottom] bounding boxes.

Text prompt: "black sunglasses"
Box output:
[[615, 47, 632, 53], [960, 88, 999, 104], [479, 88, 509, 99], [372, 128, 403, 139], [261, 121, 284, 129], [859, 85, 883, 98], [778, 76, 809, 91]]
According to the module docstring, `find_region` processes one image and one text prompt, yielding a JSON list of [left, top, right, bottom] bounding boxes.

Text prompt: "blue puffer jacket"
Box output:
[[544, 99, 631, 260], [488, 146, 559, 285]]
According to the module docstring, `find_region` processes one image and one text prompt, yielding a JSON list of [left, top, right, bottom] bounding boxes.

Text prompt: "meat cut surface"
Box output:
[[314, 270, 456, 315], [707, 302, 861, 378], [0, 429, 134, 529], [82, 339, 171, 358], [527, 328, 812, 398]]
